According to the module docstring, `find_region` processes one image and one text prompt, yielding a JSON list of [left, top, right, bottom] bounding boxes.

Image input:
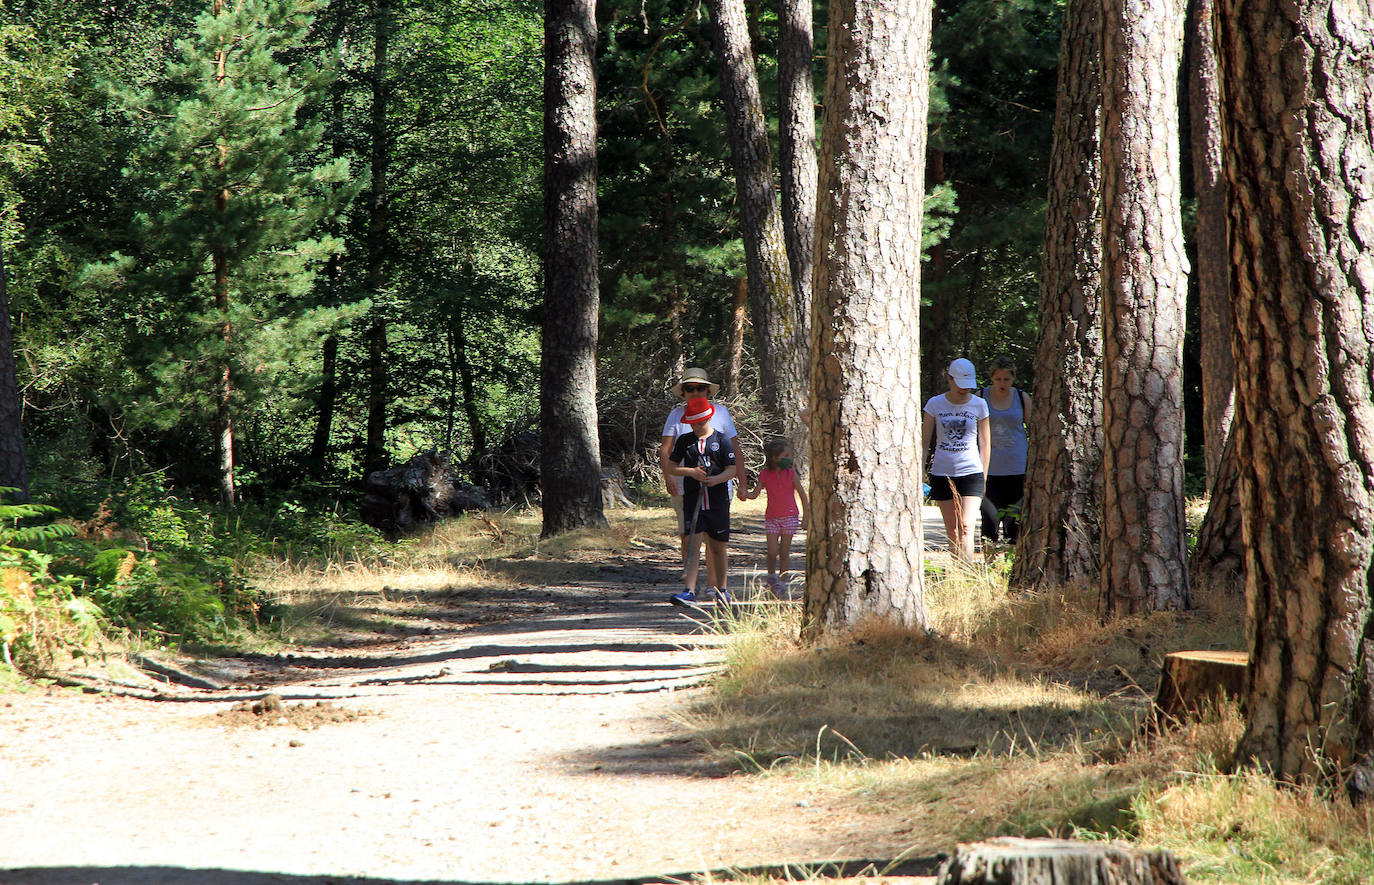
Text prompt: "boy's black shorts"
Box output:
[[681, 500, 731, 542]]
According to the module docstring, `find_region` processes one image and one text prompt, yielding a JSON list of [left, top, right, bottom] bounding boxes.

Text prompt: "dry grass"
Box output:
[[687, 557, 1374, 883], [246, 504, 679, 648], [1138, 768, 1374, 884]]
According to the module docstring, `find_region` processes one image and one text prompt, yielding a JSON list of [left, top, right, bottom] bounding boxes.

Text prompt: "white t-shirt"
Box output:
[[924, 393, 989, 477], [663, 402, 738, 494]]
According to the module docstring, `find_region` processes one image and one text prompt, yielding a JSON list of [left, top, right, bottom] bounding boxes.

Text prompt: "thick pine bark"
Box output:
[[1218, 0, 1374, 792], [1010, 0, 1103, 590], [1187, 0, 1241, 588], [0, 241, 29, 500], [364, 0, 392, 475], [1098, 0, 1190, 616], [803, 0, 931, 639], [1191, 428, 1242, 588], [540, 0, 606, 537], [777, 0, 816, 318], [1188, 0, 1232, 489], [704, 0, 808, 463]]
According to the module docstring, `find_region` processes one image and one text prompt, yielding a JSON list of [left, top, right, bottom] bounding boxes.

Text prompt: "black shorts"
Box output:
[[928, 473, 985, 501], [681, 498, 731, 542]]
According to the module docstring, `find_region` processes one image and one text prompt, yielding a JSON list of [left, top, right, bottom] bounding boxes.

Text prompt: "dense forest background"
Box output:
[[0, 0, 1208, 509]]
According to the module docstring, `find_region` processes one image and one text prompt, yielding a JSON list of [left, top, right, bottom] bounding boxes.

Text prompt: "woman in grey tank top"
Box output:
[[979, 356, 1030, 543]]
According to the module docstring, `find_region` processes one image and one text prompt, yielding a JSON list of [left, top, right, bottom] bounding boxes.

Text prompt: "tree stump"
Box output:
[[360, 450, 491, 536], [1154, 649, 1247, 726], [937, 837, 1187, 884]]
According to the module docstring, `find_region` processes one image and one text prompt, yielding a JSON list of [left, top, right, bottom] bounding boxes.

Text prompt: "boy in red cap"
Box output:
[[667, 397, 737, 607]]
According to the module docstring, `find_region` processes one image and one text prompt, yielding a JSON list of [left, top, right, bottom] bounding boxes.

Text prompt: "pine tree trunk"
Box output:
[[668, 284, 685, 381], [212, 4, 235, 508], [541, 0, 607, 537], [1098, 0, 1190, 616], [1189, 0, 1232, 490], [214, 248, 235, 507], [451, 307, 487, 457], [725, 277, 747, 399], [1218, 0, 1374, 794], [804, 0, 931, 639], [704, 0, 809, 463], [310, 333, 338, 464], [1191, 427, 1242, 590], [1011, 0, 1103, 590], [0, 240, 29, 500], [364, 0, 392, 475], [777, 0, 816, 318], [312, 3, 349, 469]]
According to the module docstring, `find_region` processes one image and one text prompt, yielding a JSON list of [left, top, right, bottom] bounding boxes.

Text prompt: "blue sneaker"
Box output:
[[712, 587, 734, 607], [670, 589, 698, 607]]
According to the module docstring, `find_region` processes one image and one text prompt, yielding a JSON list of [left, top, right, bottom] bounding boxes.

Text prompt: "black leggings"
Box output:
[[980, 474, 1024, 542]]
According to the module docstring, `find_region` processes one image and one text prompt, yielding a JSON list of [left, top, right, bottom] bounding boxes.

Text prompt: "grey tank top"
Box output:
[[983, 388, 1028, 476]]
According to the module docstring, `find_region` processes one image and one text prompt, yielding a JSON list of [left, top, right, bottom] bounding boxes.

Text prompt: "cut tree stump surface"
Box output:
[[1154, 650, 1247, 725], [937, 838, 1187, 884]]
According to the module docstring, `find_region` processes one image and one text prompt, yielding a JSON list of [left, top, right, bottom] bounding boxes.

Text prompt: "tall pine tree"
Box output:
[[95, 0, 356, 504]]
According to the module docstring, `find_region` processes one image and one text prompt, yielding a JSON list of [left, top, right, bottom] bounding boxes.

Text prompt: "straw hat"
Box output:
[[672, 367, 720, 398]]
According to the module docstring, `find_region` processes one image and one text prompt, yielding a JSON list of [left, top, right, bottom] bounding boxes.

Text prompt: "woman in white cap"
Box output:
[[660, 367, 745, 565], [922, 358, 991, 563]]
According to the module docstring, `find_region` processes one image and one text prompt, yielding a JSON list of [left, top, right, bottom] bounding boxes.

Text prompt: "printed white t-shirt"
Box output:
[[662, 402, 738, 495], [924, 393, 989, 477]]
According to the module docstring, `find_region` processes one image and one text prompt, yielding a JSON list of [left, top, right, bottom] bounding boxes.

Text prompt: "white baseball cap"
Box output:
[[948, 358, 977, 389]]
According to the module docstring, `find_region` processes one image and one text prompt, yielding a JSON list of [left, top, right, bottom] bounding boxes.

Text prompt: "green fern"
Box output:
[[0, 489, 76, 548]]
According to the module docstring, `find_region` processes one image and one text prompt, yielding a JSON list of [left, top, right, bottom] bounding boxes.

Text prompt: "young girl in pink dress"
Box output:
[[744, 437, 809, 593]]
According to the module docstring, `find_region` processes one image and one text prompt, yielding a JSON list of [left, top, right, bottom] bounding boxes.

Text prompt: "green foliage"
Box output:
[[0, 492, 74, 547], [597, 0, 746, 376], [5, 0, 1068, 506], [79, 545, 228, 641], [79, 0, 358, 457], [0, 488, 99, 671], [924, 0, 1062, 388]]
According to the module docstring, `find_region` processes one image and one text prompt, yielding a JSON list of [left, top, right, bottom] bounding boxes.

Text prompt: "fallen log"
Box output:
[[1154, 649, 1247, 726], [937, 837, 1187, 884], [360, 450, 490, 536]]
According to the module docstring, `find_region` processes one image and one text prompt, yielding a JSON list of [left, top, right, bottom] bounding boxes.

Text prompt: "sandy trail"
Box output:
[[1, 511, 946, 885]]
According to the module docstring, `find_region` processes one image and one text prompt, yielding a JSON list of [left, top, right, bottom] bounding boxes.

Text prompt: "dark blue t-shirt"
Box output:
[[670, 429, 735, 512]]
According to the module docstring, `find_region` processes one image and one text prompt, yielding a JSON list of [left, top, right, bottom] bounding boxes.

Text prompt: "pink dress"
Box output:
[[757, 468, 800, 534]]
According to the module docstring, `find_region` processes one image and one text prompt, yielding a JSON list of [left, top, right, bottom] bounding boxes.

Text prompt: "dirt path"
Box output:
[[1, 511, 948, 885]]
